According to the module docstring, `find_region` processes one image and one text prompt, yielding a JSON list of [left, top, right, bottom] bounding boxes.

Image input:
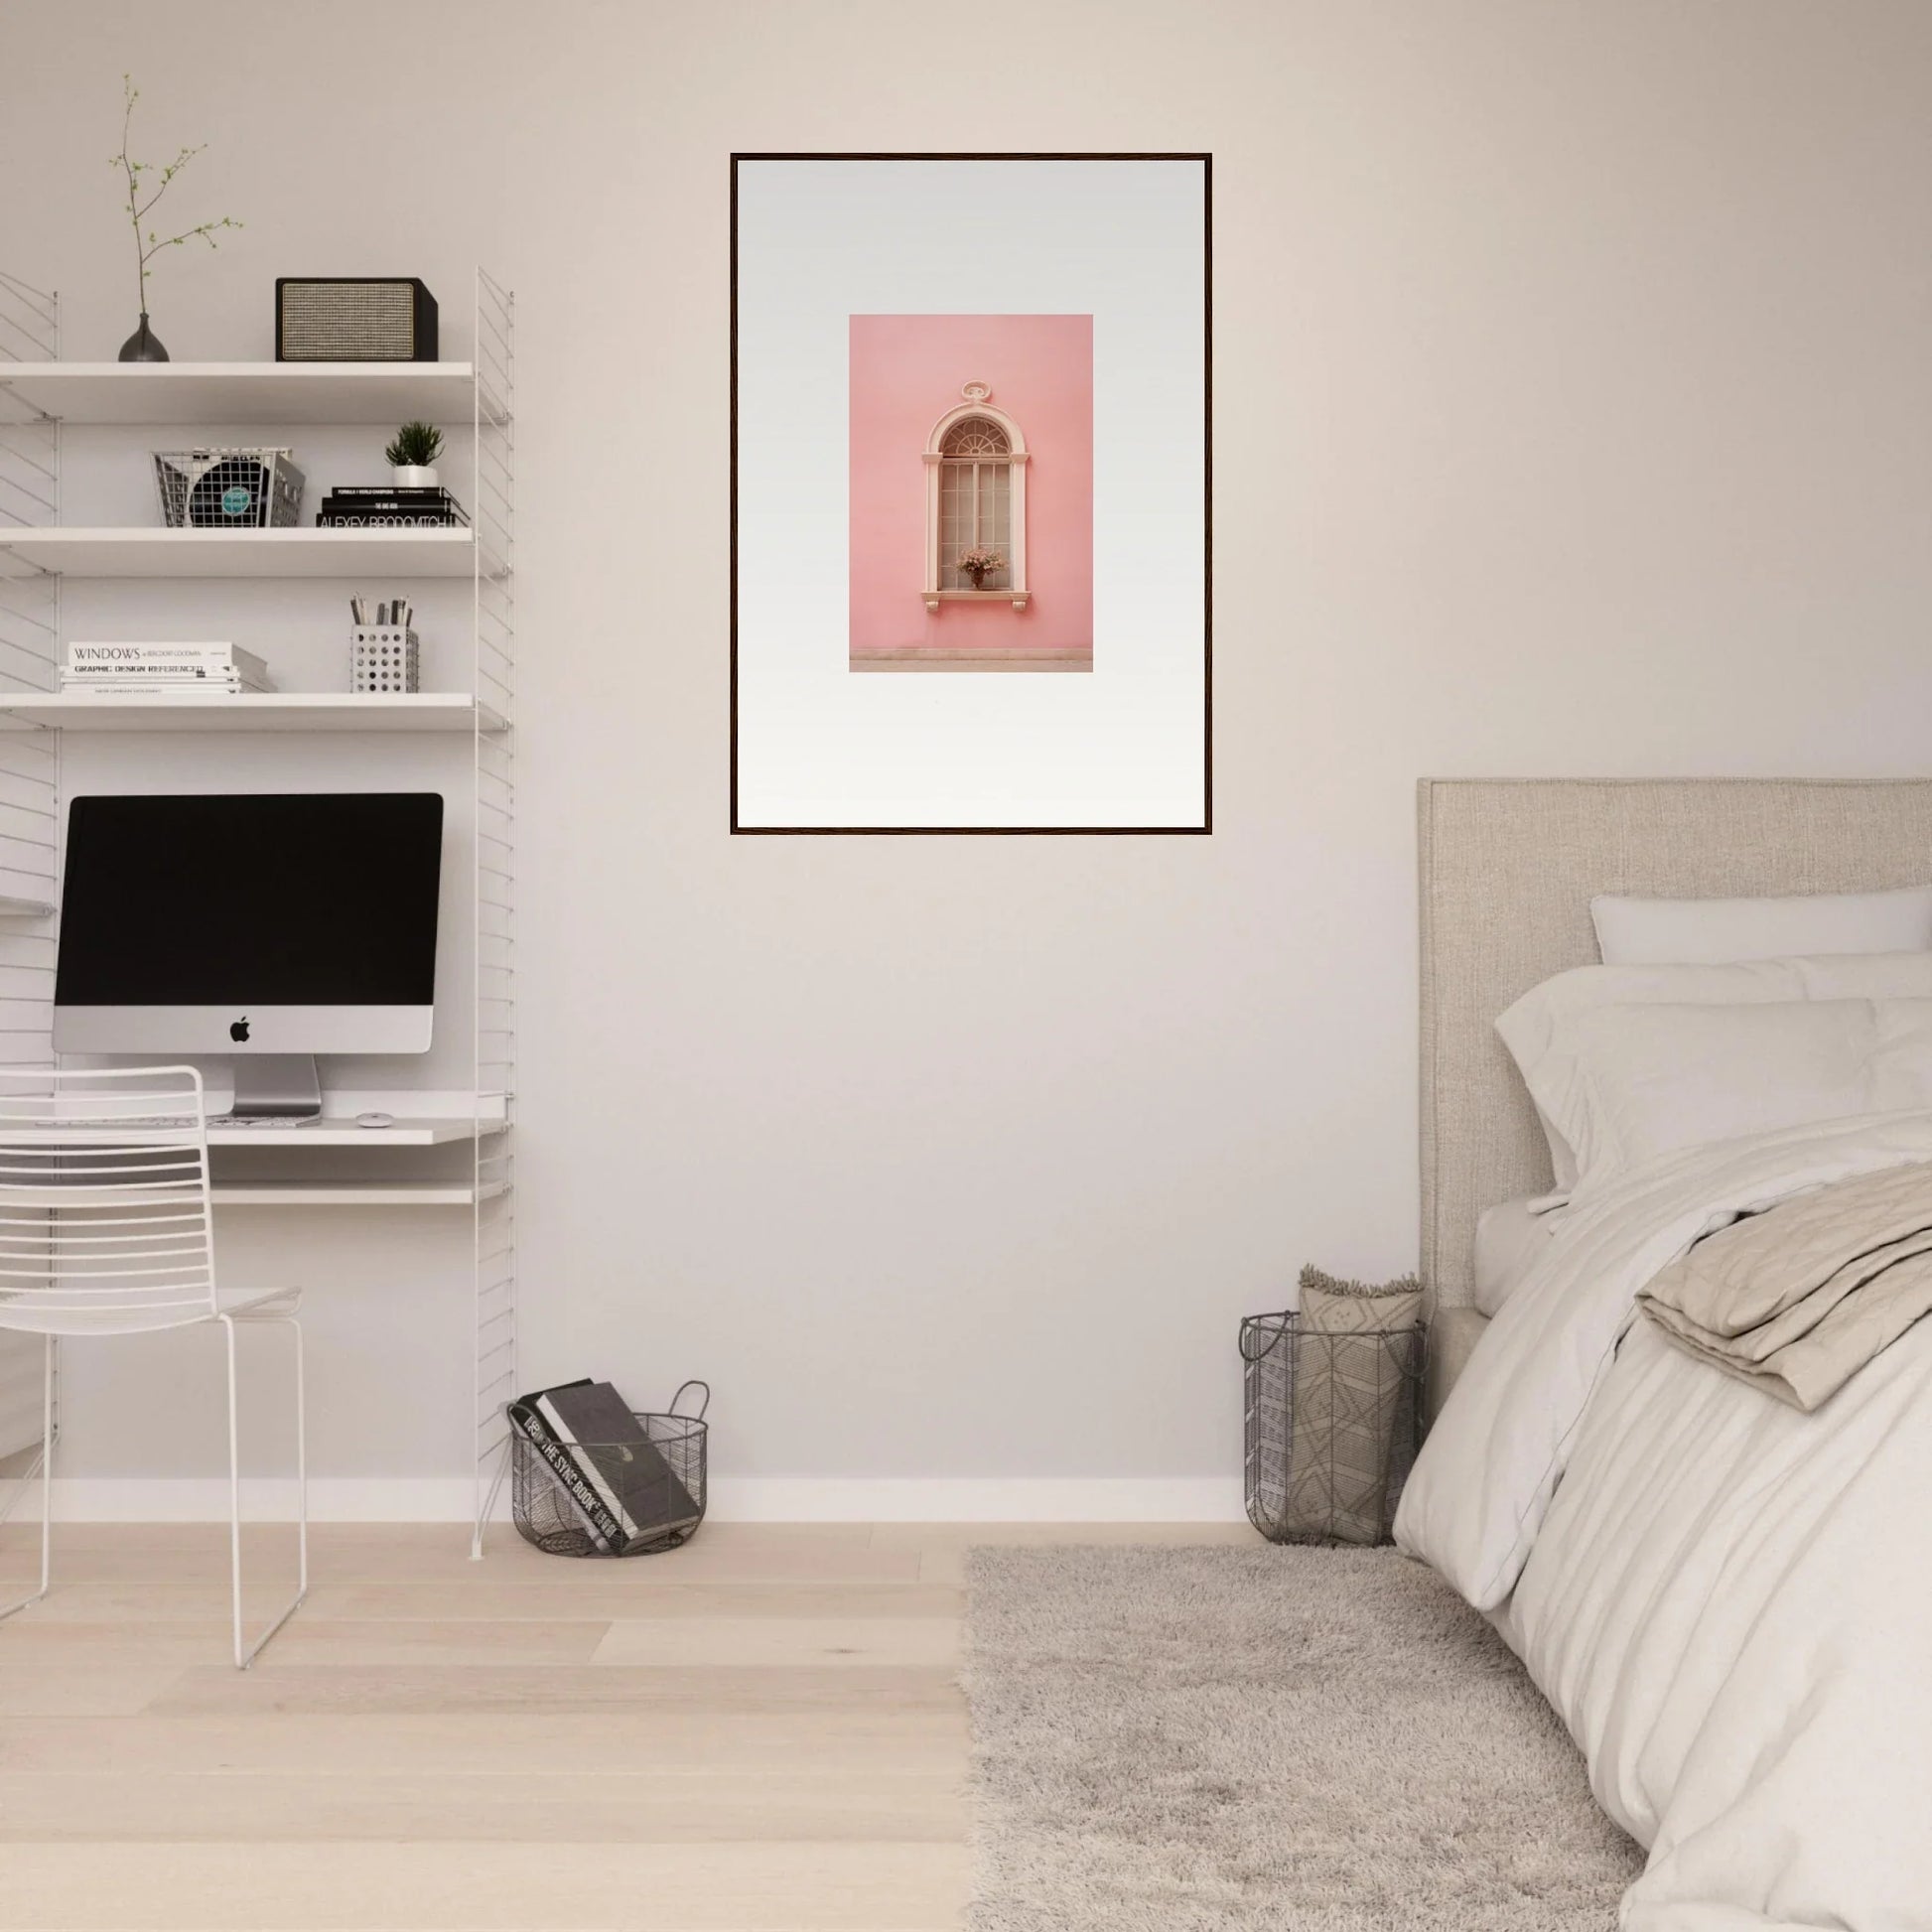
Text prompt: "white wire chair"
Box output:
[[0, 1065, 306, 1667]]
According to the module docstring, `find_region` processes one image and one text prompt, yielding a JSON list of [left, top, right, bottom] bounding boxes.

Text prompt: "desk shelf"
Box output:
[[206, 1116, 486, 1149], [211, 1179, 507, 1208], [13, 1116, 494, 1150]]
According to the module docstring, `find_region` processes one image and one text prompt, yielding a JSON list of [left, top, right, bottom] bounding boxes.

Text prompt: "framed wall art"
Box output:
[[731, 153, 1211, 834]]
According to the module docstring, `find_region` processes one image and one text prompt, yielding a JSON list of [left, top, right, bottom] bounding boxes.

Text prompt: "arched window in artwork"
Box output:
[[923, 383, 1031, 612], [939, 416, 1012, 592], [941, 416, 1011, 458]]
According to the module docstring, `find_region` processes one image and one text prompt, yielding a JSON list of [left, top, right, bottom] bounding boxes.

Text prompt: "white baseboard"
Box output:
[[707, 1478, 1247, 1522], [42, 1478, 492, 1523], [30, 1475, 1247, 1525]]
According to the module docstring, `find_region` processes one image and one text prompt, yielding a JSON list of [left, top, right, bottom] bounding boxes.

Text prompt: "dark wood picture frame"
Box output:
[[730, 152, 1212, 836]]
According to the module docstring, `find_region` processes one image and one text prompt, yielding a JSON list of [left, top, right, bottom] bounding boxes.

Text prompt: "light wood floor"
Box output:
[[0, 1520, 1253, 1931]]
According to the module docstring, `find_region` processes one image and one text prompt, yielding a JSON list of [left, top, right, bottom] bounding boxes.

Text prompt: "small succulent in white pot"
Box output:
[[384, 420, 444, 488]]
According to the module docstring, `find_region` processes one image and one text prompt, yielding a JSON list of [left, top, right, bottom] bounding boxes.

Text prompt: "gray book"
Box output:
[[533, 1381, 700, 1551]]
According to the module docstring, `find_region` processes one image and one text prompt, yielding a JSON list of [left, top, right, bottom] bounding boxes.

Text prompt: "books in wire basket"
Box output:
[[64, 642, 274, 695], [507, 1379, 706, 1556]]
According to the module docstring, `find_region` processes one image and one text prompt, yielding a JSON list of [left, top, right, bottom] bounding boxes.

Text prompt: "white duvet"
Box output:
[[1396, 1112, 1932, 1931]]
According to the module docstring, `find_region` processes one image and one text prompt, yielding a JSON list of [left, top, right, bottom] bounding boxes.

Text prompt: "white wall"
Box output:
[[4, 0, 1930, 1515]]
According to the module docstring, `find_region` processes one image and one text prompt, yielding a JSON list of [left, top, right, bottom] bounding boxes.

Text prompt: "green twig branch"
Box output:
[[111, 74, 242, 315]]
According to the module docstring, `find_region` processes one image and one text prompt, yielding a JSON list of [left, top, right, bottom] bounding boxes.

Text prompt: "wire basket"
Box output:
[[510, 1381, 708, 1558], [153, 448, 306, 528], [1241, 1311, 1423, 1547]]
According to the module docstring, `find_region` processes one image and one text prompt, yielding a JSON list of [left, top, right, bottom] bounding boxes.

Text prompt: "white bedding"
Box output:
[[1398, 1112, 1932, 1930], [1472, 1194, 1556, 1314]]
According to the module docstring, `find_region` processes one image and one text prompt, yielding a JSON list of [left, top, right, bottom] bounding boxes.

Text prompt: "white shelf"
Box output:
[[0, 527, 485, 579], [8, 1117, 488, 1149], [207, 1116, 483, 1148], [0, 896, 53, 917], [210, 1179, 502, 1208], [0, 692, 504, 734], [0, 360, 484, 426]]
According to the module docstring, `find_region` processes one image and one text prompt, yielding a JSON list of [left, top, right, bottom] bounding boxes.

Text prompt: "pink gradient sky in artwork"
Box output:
[[848, 313, 1093, 657]]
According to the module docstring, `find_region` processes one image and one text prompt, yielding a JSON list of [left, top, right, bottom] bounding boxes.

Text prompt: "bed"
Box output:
[[1400, 776, 1932, 1932]]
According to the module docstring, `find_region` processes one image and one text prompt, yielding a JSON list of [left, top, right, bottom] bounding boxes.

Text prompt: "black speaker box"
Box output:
[[275, 278, 439, 361]]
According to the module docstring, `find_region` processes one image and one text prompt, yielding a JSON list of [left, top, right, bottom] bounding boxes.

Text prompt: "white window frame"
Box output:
[[922, 383, 1030, 612]]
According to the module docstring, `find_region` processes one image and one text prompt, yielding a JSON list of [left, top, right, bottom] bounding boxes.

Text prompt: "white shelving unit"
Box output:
[[0, 266, 517, 1556]]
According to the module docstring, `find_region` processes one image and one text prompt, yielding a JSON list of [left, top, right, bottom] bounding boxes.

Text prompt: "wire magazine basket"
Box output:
[[510, 1381, 709, 1558], [153, 447, 306, 528], [1241, 1311, 1423, 1547]]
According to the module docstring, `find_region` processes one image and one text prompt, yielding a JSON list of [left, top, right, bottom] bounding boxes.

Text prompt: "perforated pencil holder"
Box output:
[[350, 625, 420, 694]]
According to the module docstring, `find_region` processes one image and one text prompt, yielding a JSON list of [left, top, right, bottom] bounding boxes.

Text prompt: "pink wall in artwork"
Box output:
[[849, 314, 1092, 656]]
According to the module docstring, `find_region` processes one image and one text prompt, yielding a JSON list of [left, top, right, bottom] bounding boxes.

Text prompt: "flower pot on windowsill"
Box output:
[[967, 568, 988, 591]]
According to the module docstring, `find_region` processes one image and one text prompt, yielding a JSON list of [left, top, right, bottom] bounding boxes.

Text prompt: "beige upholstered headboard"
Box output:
[[1419, 777, 1932, 1312]]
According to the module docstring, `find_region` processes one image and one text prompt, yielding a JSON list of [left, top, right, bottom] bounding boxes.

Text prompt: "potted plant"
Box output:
[[384, 421, 445, 488], [110, 74, 242, 362], [958, 546, 1006, 591]]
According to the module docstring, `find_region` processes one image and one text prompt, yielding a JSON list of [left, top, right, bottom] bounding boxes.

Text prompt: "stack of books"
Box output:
[[63, 642, 273, 695], [316, 484, 469, 529], [509, 1379, 704, 1555]]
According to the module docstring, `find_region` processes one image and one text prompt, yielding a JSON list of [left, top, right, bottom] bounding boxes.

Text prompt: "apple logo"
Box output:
[[229, 1017, 250, 1043]]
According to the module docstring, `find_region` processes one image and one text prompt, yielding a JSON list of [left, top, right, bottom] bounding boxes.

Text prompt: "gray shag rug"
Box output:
[[962, 1545, 1643, 1930]]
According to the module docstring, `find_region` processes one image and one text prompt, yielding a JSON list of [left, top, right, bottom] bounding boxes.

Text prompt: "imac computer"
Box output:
[[53, 792, 445, 1119]]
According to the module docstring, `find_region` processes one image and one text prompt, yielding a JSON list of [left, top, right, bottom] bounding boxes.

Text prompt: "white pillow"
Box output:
[[1591, 885, 1932, 965], [1507, 997, 1932, 1205], [1472, 1196, 1559, 1316], [1496, 952, 1932, 1195]]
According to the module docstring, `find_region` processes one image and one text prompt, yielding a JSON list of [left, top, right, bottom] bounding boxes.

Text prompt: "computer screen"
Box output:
[[54, 791, 444, 1056]]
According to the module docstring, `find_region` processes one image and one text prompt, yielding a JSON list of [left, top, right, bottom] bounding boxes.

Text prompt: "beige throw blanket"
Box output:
[[1638, 1158, 1932, 1410]]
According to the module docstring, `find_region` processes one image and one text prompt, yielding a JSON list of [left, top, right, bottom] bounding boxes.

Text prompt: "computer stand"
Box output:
[[228, 1055, 323, 1122]]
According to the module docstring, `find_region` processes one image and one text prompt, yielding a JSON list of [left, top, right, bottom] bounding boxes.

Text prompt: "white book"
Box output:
[[63, 662, 272, 683], [68, 642, 270, 682], [60, 668, 274, 687], [60, 678, 269, 696], [63, 675, 259, 683]]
